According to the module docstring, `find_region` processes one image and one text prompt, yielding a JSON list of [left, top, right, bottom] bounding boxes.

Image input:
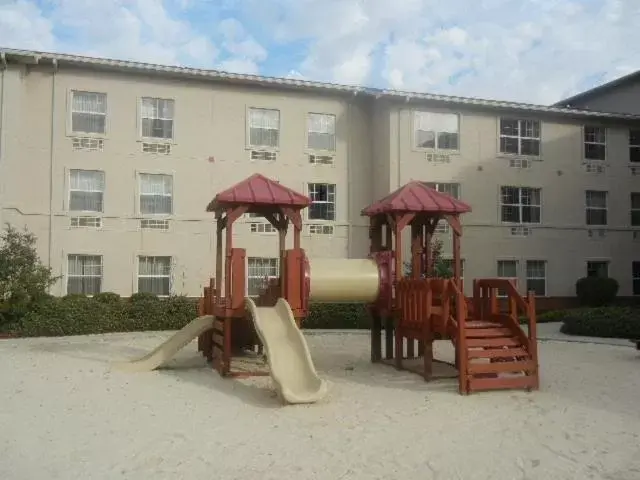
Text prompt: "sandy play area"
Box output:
[[1, 327, 639, 480]]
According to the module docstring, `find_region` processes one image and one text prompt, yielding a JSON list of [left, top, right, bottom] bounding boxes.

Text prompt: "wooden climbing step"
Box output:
[[468, 375, 537, 392], [468, 360, 536, 375], [467, 347, 529, 359], [465, 327, 513, 338], [465, 320, 503, 329], [466, 337, 521, 348]]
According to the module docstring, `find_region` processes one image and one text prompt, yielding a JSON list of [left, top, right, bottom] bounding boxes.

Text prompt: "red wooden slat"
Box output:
[[468, 375, 536, 392], [468, 360, 536, 374]]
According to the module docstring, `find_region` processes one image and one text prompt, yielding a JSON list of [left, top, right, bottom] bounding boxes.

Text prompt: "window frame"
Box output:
[[412, 110, 461, 152], [585, 190, 608, 226], [136, 255, 173, 296], [138, 96, 176, 143], [497, 117, 541, 157], [630, 192, 640, 227], [630, 129, 640, 164], [632, 261, 640, 296], [246, 257, 280, 297], [499, 185, 542, 225], [586, 260, 609, 279], [136, 170, 175, 217], [66, 253, 103, 296], [583, 125, 607, 162], [525, 260, 547, 297], [67, 89, 108, 137], [307, 182, 337, 222], [246, 106, 281, 150], [497, 259, 519, 297], [67, 169, 105, 214], [423, 182, 462, 233], [306, 112, 337, 153]]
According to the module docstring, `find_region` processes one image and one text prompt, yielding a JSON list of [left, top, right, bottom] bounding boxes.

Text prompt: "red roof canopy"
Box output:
[[361, 181, 472, 216], [206, 173, 310, 212]]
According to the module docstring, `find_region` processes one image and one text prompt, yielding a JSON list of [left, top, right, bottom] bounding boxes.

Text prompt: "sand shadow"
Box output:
[[30, 337, 284, 409], [152, 365, 284, 410], [33, 341, 150, 364], [311, 346, 462, 395]]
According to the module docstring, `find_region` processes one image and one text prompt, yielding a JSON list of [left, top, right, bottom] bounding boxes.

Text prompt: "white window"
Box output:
[[69, 169, 104, 212], [500, 186, 541, 224], [630, 130, 640, 163], [138, 256, 171, 295], [423, 182, 460, 199], [497, 259, 518, 297], [71, 91, 107, 135], [631, 193, 640, 227], [423, 183, 461, 233], [307, 113, 336, 151], [247, 257, 279, 297], [67, 254, 103, 295], [499, 118, 540, 156], [586, 260, 608, 278], [414, 111, 459, 150], [584, 126, 606, 161], [141, 97, 174, 140], [308, 183, 336, 221], [248, 108, 280, 148], [633, 261, 640, 296], [526, 260, 546, 296], [586, 190, 608, 226], [139, 173, 173, 215]]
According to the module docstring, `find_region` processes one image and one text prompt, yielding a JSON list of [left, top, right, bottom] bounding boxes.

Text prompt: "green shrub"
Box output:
[[10, 294, 198, 337], [0, 224, 58, 328], [92, 292, 121, 304], [575, 276, 619, 307], [304, 303, 370, 329], [559, 307, 640, 339]]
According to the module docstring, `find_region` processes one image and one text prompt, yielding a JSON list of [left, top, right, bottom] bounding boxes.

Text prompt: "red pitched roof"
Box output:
[[206, 174, 310, 211], [361, 181, 472, 216]]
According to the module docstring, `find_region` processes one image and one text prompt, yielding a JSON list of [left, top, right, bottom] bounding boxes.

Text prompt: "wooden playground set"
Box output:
[[196, 174, 539, 395]]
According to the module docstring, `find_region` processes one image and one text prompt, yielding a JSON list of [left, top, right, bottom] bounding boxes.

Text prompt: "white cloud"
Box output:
[[215, 18, 267, 73], [0, 0, 55, 50], [1, 0, 640, 104], [241, 0, 640, 103]]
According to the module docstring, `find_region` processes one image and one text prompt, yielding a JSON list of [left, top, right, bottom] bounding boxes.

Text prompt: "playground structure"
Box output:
[[192, 173, 539, 396], [117, 173, 539, 401]]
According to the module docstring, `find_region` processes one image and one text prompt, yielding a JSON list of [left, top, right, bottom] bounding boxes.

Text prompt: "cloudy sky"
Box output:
[[1, 0, 639, 104]]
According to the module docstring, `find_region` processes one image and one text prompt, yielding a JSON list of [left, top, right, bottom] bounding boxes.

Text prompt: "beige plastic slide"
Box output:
[[246, 297, 328, 405], [112, 315, 214, 373]]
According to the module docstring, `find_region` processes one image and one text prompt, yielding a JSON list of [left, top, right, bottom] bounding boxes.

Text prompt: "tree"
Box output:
[[0, 224, 59, 326], [403, 237, 453, 278]]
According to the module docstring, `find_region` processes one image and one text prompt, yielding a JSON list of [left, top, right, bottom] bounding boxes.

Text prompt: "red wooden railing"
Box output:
[[473, 279, 538, 381]]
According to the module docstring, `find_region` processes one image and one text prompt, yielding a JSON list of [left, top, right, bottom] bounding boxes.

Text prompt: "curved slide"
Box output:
[[112, 315, 214, 373], [246, 297, 328, 405]]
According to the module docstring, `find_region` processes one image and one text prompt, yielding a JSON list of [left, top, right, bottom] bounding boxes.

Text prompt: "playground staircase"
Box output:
[[396, 277, 539, 395], [457, 319, 538, 393], [453, 279, 539, 394]]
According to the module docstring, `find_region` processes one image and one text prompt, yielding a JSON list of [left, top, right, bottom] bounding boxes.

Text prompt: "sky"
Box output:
[[1, 0, 639, 105]]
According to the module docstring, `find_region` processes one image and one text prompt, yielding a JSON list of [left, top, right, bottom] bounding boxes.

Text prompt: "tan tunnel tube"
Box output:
[[307, 258, 380, 303]]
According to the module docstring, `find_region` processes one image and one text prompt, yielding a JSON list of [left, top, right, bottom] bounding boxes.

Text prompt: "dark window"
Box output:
[[587, 261, 608, 278]]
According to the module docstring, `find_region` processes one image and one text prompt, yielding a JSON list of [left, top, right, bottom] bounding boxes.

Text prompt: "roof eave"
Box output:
[[553, 70, 640, 107], [4, 47, 640, 122]]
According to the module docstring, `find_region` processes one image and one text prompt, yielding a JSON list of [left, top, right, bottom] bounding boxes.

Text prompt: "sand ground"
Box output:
[[1, 324, 639, 480]]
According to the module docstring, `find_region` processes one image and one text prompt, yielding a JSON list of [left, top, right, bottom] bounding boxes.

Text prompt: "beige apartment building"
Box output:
[[0, 48, 639, 302]]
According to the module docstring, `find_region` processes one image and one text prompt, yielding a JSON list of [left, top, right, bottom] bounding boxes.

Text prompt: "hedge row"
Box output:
[[558, 307, 640, 339], [5, 292, 638, 340], [1, 293, 371, 337]]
